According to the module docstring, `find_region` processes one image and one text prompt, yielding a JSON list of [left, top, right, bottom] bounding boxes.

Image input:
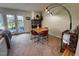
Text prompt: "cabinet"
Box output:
[[31, 13, 43, 28], [60, 30, 78, 53], [0, 37, 7, 56], [75, 35, 79, 56], [31, 19, 41, 28]]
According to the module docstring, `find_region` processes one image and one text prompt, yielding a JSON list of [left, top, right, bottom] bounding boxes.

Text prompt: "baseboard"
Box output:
[[48, 33, 61, 39], [12, 31, 61, 39], [12, 32, 30, 36]]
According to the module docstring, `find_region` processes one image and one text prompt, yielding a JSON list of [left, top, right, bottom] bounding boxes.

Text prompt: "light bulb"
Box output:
[[45, 7, 48, 12], [47, 11, 49, 13], [45, 8, 48, 12]]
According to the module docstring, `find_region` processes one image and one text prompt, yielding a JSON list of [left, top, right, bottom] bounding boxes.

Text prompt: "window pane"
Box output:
[[17, 16, 25, 32], [0, 14, 5, 31], [6, 15, 16, 32]]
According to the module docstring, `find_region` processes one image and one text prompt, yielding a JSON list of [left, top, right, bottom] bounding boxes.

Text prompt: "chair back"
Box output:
[[41, 30, 48, 36], [31, 30, 38, 35]]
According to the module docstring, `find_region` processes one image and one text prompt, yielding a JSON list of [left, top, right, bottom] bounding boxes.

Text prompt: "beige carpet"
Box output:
[[8, 33, 62, 56]]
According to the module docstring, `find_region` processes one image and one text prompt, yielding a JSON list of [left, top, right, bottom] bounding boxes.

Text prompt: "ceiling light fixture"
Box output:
[[47, 10, 50, 13]]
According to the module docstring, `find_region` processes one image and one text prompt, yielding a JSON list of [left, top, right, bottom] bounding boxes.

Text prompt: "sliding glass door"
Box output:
[[6, 14, 16, 33], [17, 16, 25, 32]]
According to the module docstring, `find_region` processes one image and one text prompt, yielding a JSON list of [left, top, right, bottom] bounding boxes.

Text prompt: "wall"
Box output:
[[31, 11, 42, 19], [0, 7, 42, 33], [75, 35, 79, 56], [42, 4, 79, 38], [0, 7, 32, 32]]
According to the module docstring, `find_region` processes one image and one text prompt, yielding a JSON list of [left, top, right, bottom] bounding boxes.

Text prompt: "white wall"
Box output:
[[42, 4, 79, 38], [31, 11, 41, 19], [0, 8, 32, 32], [75, 35, 79, 56]]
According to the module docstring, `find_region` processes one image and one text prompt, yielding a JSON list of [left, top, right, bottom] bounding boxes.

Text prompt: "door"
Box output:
[[17, 16, 25, 32], [6, 14, 16, 33]]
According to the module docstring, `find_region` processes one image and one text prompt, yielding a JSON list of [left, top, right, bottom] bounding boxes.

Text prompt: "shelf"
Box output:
[[31, 19, 42, 28], [61, 30, 78, 53]]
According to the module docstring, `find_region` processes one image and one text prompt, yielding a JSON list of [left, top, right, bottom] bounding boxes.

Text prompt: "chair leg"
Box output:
[[46, 36, 48, 40], [43, 36, 48, 41], [31, 35, 35, 40]]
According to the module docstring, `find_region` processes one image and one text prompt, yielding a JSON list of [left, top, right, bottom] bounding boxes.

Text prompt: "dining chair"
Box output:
[[36, 30, 48, 44], [44, 27, 48, 37], [41, 30, 48, 40], [31, 30, 38, 40]]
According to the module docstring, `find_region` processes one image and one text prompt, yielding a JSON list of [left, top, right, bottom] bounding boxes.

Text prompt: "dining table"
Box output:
[[32, 28, 48, 33], [32, 28, 48, 42]]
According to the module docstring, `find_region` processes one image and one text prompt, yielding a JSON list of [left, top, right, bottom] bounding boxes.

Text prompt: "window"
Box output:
[[0, 14, 5, 31], [6, 14, 25, 33], [6, 14, 16, 33], [17, 16, 25, 32]]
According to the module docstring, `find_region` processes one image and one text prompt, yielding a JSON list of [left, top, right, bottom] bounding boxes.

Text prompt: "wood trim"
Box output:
[[12, 32, 30, 36]]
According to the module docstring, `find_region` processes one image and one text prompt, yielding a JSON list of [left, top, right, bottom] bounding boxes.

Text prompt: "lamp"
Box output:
[[45, 4, 72, 30], [45, 7, 48, 12], [47, 10, 50, 13]]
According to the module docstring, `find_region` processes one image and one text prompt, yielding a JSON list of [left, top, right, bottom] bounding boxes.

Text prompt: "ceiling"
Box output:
[[0, 3, 51, 12]]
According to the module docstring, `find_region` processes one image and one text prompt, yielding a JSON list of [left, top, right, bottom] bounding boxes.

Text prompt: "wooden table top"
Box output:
[[32, 28, 48, 33], [63, 49, 74, 56]]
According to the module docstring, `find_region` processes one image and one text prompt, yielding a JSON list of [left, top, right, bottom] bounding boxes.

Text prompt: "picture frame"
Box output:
[[26, 17, 30, 20]]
